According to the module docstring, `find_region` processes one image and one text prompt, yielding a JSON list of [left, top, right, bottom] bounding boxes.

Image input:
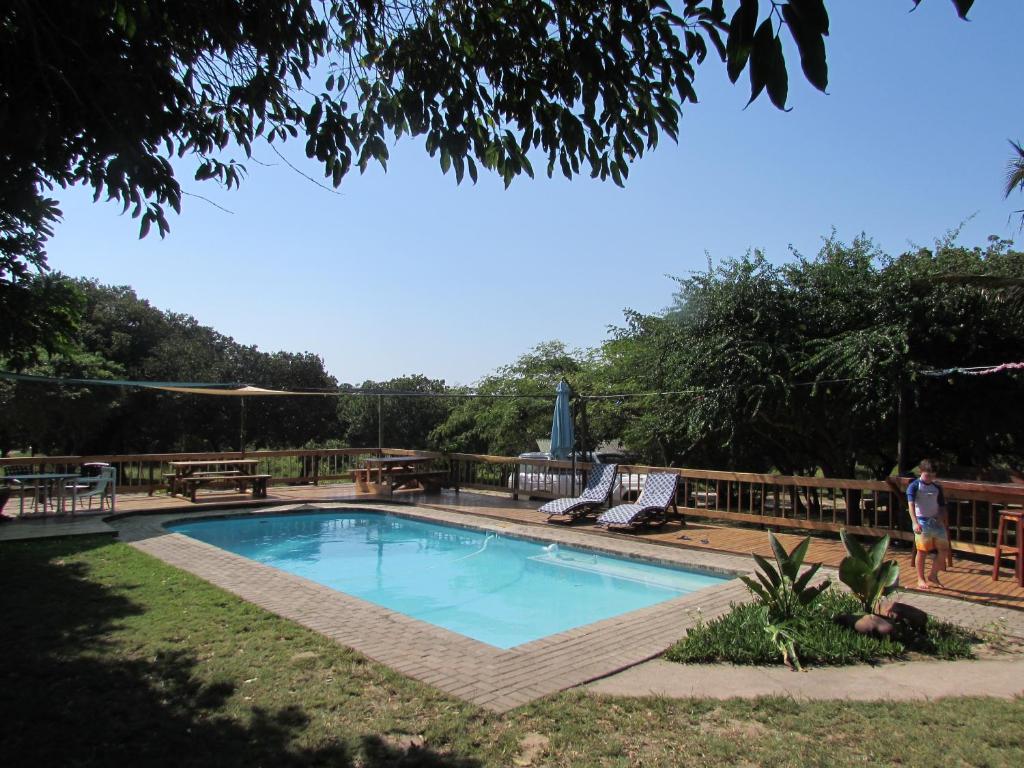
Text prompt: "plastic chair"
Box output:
[[65, 466, 117, 513]]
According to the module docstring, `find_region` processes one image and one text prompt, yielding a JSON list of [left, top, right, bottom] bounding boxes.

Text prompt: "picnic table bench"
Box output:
[[176, 472, 272, 502], [352, 456, 452, 496], [166, 460, 270, 502]]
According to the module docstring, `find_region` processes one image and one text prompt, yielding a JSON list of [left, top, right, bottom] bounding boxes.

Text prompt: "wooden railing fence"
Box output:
[[3, 449, 1020, 556]]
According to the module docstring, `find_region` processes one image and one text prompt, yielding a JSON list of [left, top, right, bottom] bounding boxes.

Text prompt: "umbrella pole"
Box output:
[[240, 398, 246, 456], [570, 398, 577, 496]]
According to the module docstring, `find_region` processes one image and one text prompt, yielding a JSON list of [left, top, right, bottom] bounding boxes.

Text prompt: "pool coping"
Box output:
[[112, 501, 755, 713]]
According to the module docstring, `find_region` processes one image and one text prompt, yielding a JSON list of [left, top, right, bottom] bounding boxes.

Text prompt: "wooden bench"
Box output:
[[166, 470, 245, 497], [178, 473, 272, 502], [350, 468, 450, 495]]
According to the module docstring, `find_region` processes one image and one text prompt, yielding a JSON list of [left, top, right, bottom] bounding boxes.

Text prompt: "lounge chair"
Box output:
[[596, 472, 681, 529], [539, 463, 619, 521]]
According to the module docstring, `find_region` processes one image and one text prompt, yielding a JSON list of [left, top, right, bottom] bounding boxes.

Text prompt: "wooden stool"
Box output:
[[992, 510, 1024, 586]]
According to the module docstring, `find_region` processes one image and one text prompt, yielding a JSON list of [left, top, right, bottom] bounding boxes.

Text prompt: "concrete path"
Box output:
[[588, 657, 1024, 700]]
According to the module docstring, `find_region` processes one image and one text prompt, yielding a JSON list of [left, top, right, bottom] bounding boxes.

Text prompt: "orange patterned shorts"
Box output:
[[914, 517, 948, 552]]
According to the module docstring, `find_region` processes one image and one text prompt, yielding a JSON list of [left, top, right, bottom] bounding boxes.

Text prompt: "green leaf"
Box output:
[[838, 556, 869, 589], [745, 19, 773, 106], [725, 0, 758, 83], [789, 536, 811, 571], [798, 579, 828, 605], [840, 528, 868, 562], [755, 570, 778, 596], [951, 0, 974, 19], [878, 560, 900, 589], [752, 552, 781, 587], [782, 3, 828, 92], [763, 29, 788, 109], [740, 575, 769, 602], [768, 531, 789, 569], [790, 0, 829, 35], [867, 534, 890, 570], [792, 561, 821, 593]]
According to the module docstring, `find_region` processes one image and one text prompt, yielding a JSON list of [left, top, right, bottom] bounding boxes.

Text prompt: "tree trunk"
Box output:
[[896, 375, 911, 475], [847, 488, 863, 527]]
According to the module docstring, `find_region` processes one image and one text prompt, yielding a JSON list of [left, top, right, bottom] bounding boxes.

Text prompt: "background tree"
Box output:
[[337, 375, 452, 450], [1005, 140, 1024, 225], [1, 277, 339, 454], [431, 342, 593, 455], [785, 235, 901, 478], [597, 233, 1024, 477]]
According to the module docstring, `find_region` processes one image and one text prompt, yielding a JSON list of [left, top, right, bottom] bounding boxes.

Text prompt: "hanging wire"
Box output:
[[2, 362, 1020, 402]]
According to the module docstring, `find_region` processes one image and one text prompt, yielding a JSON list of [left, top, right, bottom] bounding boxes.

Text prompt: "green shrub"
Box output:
[[740, 533, 829, 622], [738, 532, 830, 668], [838, 529, 900, 614], [666, 588, 977, 667]]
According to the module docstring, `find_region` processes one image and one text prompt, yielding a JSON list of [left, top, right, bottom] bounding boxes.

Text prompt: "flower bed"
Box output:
[[666, 589, 977, 667]]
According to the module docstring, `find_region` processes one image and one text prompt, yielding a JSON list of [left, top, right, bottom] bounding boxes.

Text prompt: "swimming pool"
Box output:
[[168, 510, 727, 648]]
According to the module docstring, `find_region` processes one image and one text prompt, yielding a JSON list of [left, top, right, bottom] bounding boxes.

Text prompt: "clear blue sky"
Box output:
[[46, 1, 1024, 386]]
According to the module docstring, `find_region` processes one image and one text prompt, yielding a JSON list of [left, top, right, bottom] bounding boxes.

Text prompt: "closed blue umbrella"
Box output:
[[550, 381, 574, 460]]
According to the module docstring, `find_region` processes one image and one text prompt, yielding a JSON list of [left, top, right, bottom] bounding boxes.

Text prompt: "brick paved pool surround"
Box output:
[[114, 501, 755, 712]]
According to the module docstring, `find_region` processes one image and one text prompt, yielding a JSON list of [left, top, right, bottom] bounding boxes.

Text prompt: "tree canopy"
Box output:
[[590, 233, 1024, 476], [0, 279, 340, 454], [1, 2, 977, 313]]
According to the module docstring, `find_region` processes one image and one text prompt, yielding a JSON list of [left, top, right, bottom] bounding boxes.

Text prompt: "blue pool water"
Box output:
[[168, 511, 727, 648]]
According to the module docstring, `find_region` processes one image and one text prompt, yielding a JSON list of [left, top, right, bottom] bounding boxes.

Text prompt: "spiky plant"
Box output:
[[838, 529, 900, 615]]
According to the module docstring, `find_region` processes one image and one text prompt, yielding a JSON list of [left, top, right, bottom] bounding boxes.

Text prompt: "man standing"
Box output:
[[906, 459, 952, 590]]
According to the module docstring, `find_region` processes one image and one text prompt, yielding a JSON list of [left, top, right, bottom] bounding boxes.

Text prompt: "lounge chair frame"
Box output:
[[539, 463, 619, 521], [596, 472, 684, 529]]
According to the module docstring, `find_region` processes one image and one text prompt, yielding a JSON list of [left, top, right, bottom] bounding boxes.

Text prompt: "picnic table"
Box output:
[[352, 456, 450, 496], [166, 459, 270, 502]]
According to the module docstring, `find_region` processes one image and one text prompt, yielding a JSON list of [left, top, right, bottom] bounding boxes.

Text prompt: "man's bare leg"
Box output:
[[929, 546, 950, 587], [916, 550, 930, 589]]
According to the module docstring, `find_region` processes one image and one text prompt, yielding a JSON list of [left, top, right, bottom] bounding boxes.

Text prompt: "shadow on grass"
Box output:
[[0, 537, 481, 768]]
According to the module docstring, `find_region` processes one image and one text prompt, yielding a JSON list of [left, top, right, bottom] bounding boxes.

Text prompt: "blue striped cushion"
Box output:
[[597, 473, 677, 526]]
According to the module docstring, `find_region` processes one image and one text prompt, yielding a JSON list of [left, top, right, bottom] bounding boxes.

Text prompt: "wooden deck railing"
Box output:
[[444, 454, 1023, 557], [0, 448, 393, 495], [3, 448, 1020, 556]]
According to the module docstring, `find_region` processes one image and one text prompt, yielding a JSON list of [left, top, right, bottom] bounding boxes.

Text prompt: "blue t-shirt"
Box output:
[[907, 479, 944, 519]]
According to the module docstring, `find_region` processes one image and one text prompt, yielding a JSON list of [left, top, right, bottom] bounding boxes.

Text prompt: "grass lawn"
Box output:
[[1, 535, 1021, 768]]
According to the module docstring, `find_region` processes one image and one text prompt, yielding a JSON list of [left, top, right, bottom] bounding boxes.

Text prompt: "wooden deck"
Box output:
[[8, 482, 1022, 612]]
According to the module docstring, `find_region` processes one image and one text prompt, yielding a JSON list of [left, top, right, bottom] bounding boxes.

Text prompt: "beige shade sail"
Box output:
[[150, 385, 318, 396]]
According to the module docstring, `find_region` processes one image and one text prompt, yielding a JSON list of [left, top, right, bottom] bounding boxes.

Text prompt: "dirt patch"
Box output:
[[698, 708, 770, 740], [513, 732, 550, 766], [380, 733, 425, 751]]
